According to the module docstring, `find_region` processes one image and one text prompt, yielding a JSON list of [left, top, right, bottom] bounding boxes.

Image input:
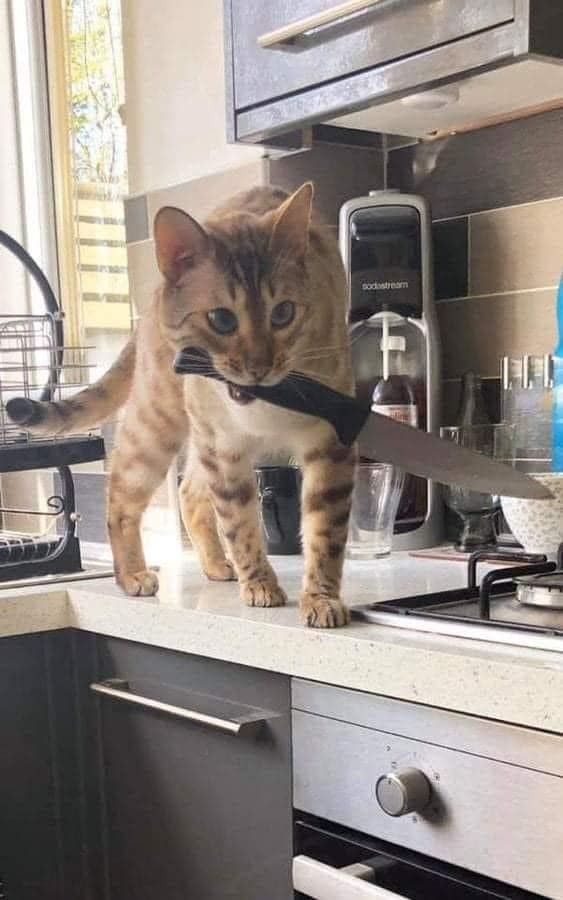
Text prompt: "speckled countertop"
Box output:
[[1, 552, 563, 733]]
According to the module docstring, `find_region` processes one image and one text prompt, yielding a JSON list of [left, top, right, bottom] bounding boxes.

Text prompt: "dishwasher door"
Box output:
[[293, 817, 544, 900]]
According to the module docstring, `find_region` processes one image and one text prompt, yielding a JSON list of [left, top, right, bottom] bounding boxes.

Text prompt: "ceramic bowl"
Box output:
[[501, 473, 563, 557]]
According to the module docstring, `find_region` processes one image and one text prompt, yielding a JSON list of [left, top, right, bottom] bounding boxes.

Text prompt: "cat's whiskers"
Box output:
[[289, 369, 341, 389], [285, 348, 349, 366], [175, 352, 218, 377], [288, 356, 334, 366], [290, 343, 349, 357], [180, 363, 215, 372], [350, 327, 369, 347], [182, 367, 217, 378]]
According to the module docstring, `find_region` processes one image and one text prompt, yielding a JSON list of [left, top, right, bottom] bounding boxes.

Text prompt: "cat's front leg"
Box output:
[[198, 440, 287, 608], [300, 441, 356, 627]]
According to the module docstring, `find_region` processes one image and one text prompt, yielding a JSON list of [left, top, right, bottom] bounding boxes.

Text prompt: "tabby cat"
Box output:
[[9, 184, 356, 627]]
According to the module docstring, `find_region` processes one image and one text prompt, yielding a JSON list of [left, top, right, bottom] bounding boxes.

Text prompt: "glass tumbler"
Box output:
[[440, 424, 514, 551], [346, 463, 405, 560]]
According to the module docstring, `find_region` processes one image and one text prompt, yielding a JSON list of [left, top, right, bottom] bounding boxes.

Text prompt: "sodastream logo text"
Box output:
[[361, 280, 409, 290]]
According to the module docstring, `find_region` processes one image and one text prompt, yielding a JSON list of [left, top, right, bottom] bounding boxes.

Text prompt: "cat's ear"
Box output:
[[153, 206, 209, 284], [269, 182, 313, 261]]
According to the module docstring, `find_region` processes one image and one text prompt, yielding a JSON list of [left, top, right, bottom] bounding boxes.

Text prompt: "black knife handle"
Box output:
[[173, 347, 369, 446], [248, 378, 369, 446]]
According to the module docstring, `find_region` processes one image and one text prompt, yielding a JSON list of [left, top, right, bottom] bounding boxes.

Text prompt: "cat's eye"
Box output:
[[207, 308, 238, 335], [271, 300, 295, 329]]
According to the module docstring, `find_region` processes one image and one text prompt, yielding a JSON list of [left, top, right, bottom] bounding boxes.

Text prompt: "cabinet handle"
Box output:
[[293, 855, 408, 899], [257, 0, 387, 49], [90, 679, 274, 736]]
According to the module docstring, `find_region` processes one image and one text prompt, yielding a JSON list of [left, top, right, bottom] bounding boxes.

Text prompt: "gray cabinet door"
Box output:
[[82, 635, 293, 900], [231, 0, 514, 110], [0, 631, 84, 900]]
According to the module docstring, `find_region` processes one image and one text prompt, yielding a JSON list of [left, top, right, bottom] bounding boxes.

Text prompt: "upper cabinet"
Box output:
[[224, 0, 563, 145]]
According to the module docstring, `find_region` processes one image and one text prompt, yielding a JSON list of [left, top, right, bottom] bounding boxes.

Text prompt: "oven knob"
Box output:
[[375, 768, 431, 817]]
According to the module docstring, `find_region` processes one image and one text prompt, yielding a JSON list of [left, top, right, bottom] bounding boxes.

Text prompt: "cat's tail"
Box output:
[[6, 336, 136, 436]]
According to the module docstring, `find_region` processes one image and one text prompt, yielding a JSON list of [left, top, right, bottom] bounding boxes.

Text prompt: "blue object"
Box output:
[[552, 275, 563, 471]]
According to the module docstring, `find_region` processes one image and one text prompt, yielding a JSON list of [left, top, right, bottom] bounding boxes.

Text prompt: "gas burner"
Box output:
[[352, 543, 563, 652], [515, 572, 563, 609]]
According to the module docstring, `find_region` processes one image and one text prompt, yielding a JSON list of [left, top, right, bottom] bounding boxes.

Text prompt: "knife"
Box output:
[[174, 347, 551, 500]]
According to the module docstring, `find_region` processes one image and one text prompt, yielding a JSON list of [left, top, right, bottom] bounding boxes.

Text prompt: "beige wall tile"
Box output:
[[128, 187, 334, 316], [126, 239, 159, 315], [146, 160, 268, 224], [438, 289, 556, 379], [124, 194, 148, 243], [139, 144, 380, 241], [470, 198, 563, 295]]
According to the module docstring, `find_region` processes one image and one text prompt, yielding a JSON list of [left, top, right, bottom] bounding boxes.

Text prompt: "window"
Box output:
[[43, 0, 133, 550], [46, 0, 181, 559], [0, 1, 179, 563], [45, 0, 132, 378]]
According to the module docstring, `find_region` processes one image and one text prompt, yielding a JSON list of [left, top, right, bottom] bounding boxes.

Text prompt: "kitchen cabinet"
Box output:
[[0, 631, 84, 900], [224, 0, 563, 145], [0, 630, 292, 900], [76, 634, 293, 900]]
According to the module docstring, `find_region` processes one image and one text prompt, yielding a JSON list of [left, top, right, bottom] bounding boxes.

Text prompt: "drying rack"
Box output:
[[0, 230, 105, 581]]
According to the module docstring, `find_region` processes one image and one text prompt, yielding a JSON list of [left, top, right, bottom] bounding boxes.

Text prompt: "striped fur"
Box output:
[[6, 338, 136, 435], [12, 184, 356, 627]]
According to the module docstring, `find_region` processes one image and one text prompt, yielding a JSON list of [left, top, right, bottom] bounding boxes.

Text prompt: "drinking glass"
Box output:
[[346, 463, 405, 560], [440, 424, 513, 551]]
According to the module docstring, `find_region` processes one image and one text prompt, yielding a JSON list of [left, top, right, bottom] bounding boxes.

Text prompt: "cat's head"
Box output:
[[154, 184, 315, 395]]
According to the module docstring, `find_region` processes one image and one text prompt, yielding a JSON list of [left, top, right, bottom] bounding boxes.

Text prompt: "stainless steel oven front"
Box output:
[[292, 680, 563, 900], [293, 815, 545, 899]]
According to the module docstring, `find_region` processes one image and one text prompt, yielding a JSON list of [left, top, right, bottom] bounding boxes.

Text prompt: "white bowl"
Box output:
[[501, 473, 563, 557]]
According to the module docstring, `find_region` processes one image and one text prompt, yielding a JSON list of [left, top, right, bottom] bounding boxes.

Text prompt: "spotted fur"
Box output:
[[12, 184, 356, 627]]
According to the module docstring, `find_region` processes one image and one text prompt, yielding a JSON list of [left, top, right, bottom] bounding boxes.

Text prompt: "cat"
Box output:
[[9, 183, 356, 627]]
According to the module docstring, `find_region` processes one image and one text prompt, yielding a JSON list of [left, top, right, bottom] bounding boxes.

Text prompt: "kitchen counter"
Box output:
[[1, 552, 563, 733]]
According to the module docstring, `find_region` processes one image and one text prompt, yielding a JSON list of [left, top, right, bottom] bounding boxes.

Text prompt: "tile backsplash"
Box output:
[[388, 108, 563, 218], [469, 199, 563, 296], [125, 141, 384, 314], [267, 139, 384, 225], [390, 109, 563, 424], [125, 109, 562, 429], [432, 199, 560, 385]]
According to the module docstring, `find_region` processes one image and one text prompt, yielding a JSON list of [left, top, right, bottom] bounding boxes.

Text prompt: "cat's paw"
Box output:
[[300, 594, 350, 628], [241, 578, 287, 608], [118, 569, 159, 596], [204, 560, 237, 582]]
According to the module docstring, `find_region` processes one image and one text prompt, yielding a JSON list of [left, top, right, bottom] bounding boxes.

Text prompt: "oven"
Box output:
[[292, 679, 563, 900], [294, 815, 543, 899]]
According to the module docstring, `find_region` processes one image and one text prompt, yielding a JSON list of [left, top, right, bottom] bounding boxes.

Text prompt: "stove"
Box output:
[[353, 545, 563, 652]]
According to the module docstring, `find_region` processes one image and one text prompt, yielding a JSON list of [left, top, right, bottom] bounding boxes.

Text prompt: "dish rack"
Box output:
[[0, 230, 105, 582]]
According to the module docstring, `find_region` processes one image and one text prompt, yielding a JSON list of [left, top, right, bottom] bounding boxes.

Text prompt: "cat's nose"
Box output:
[[247, 363, 270, 383]]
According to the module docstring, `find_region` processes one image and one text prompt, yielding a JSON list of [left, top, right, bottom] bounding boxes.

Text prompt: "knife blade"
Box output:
[[174, 348, 552, 501], [356, 412, 551, 499]]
